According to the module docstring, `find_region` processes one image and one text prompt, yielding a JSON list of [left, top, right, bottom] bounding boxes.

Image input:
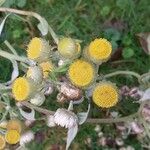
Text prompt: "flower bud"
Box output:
[[60, 83, 82, 100], [26, 66, 43, 83], [58, 38, 80, 59], [30, 92, 45, 106]]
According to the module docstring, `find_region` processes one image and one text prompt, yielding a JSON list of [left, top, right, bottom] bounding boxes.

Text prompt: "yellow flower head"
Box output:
[[86, 38, 112, 64], [92, 82, 119, 108], [12, 77, 35, 101], [5, 130, 20, 144], [58, 38, 80, 59], [39, 61, 53, 78], [68, 59, 95, 88], [27, 37, 50, 62], [0, 135, 6, 150], [7, 119, 22, 133]]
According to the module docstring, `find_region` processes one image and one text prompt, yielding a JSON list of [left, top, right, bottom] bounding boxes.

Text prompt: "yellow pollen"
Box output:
[[89, 38, 112, 61], [0, 135, 6, 150], [92, 83, 118, 108], [12, 77, 30, 101], [68, 59, 95, 87], [39, 61, 53, 78], [27, 37, 42, 59], [5, 130, 20, 145]]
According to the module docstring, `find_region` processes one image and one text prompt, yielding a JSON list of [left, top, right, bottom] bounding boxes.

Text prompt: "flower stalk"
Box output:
[[103, 70, 141, 81]]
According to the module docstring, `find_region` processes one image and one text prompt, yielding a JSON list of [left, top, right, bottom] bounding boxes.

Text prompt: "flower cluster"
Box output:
[[0, 119, 21, 149], [0, 8, 149, 150]]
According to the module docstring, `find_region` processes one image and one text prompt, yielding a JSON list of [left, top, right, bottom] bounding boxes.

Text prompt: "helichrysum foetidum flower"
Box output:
[[7, 119, 22, 133], [26, 66, 43, 83], [92, 82, 119, 108], [68, 59, 95, 88], [58, 37, 81, 59], [5, 130, 20, 144], [0, 135, 6, 150], [39, 61, 53, 78], [85, 38, 112, 64], [27, 37, 51, 62], [54, 108, 78, 128], [12, 77, 36, 101]]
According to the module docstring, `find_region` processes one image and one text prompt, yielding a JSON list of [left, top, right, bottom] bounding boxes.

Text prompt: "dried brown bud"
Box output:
[[98, 137, 107, 146], [57, 93, 67, 103], [60, 83, 82, 100], [116, 122, 126, 131], [115, 137, 124, 146], [130, 122, 144, 134]]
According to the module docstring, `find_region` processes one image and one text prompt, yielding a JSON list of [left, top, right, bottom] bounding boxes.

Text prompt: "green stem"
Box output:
[[86, 112, 138, 124], [104, 71, 141, 80]]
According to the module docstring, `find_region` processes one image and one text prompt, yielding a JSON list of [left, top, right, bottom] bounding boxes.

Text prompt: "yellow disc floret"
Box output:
[[92, 82, 119, 108], [0, 135, 6, 150], [27, 37, 42, 59], [27, 37, 50, 62], [7, 119, 22, 133], [39, 61, 53, 78], [88, 38, 112, 64], [68, 59, 95, 88], [5, 130, 20, 144], [12, 77, 31, 101]]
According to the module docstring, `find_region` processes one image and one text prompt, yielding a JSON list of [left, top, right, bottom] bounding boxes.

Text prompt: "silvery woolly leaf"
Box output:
[[19, 107, 35, 121], [37, 18, 48, 36], [77, 104, 90, 125], [66, 124, 78, 150], [0, 14, 10, 36], [140, 88, 150, 101]]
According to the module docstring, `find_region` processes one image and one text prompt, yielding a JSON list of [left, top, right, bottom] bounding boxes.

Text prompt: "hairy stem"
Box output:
[[86, 112, 138, 123], [104, 71, 141, 80], [21, 101, 55, 115], [4, 40, 18, 56], [0, 48, 29, 63], [20, 102, 140, 124]]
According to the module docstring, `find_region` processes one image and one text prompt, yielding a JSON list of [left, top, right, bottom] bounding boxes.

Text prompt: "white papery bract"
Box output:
[[47, 115, 56, 127], [54, 108, 78, 128], [20, 131, 34, 146], [140, 88, 150, 101]]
